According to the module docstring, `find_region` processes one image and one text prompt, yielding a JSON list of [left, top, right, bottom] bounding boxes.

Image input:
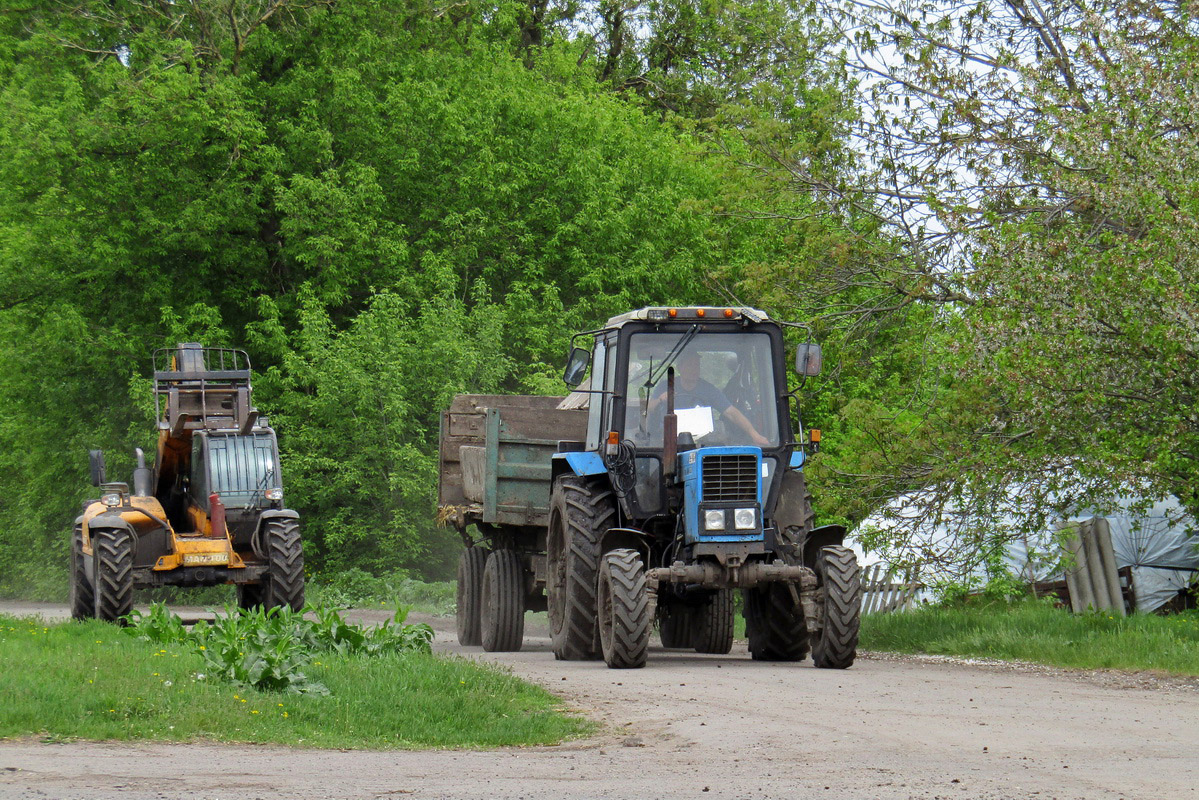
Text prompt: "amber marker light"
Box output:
[[809, 429, 822, 444], [696, 308, 706, 317], [668, 308, 678, 318], [607, 431, 620, 446], [724, 308, 734, 318]]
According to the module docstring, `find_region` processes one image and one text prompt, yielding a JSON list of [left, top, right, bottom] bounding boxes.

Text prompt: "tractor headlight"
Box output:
[[101, 492, 122, 507], [265, 488, 283, 501], [704, 509, 726, 531], [734, 508, 757, 530]]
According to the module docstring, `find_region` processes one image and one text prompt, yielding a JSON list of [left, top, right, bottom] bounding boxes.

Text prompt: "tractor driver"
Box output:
[[647, 350, 771, 447]]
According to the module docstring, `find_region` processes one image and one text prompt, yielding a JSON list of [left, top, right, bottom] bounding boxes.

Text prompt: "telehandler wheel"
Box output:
[[657, 602, 694, 649], [92, 528, 134, 623], [547, 476, 615, 661], [481, 549, 525, 652], [70, 525, 95, 620], [813, 546, 861, 669], [262, 518, 305, 612], [597, 549, 649, 669], [456, 546, 488, 646], [693, 589, 734, 655], [236, 583, 264, 611], [744, 584, 808, 662]]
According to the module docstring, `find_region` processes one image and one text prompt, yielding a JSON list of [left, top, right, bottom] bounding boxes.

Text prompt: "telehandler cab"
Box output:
[[71, 344, 303, 622]]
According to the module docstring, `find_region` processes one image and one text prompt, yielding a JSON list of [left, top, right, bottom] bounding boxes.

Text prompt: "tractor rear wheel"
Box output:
[[597, 549, 649, 669], [547, 476, 615, 660], [693, 589, 734, 654], [657, 602, 694, 648], [481, 549, 525, 652], [70, 525, 95, 620], [456, 546, 488, 646], [744, 584, 808, 662], [92, 528, 134, 623], [813, 546, 861, 669], [262, 518, 305, 612]]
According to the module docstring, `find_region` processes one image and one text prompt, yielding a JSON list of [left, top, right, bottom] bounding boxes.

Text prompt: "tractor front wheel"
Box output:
[[92, 527, 134, 623], [262, 518, 305, 612], [812, 546, 861, 669], [480, 549, 525, 652], [456, 546, 488, 646], [597, 549, 649, 669], [70, 525, 95, 621]]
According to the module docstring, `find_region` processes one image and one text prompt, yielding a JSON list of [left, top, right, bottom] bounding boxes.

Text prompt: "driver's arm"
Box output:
[[723, 405, 770, 447]]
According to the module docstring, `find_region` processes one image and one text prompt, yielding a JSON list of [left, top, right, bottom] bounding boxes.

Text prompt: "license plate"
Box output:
[[183, 553, 229, 566]]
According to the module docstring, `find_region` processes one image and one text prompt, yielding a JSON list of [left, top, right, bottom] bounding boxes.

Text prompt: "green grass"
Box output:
[[860, 600, 1199, 675], [0, 615, 590, 749]]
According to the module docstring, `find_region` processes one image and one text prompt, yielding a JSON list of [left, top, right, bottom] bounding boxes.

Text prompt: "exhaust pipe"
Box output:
[[132, 448, 153, 497]]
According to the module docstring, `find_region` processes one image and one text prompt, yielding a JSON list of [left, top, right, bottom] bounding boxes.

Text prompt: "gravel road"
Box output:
[[1, 602, 1196, 800]]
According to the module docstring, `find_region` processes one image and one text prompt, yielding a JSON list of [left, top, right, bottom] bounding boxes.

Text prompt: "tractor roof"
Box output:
[[603, 306, 770, 328]]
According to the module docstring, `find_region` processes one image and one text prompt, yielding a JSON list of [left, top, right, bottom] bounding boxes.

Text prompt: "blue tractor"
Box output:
[[548, 306, 861, 669]]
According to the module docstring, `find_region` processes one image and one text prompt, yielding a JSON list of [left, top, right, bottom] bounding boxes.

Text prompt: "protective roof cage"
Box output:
[[153, 344, 259, 435]]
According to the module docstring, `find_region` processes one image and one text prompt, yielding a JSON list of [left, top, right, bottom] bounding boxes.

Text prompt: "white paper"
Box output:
[[675, 406, 715, 439]]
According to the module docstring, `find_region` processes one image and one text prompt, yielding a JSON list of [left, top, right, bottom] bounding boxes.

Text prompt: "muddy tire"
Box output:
[[456, 546, 488, 646], [547, 475, 615, 660], [236, 582, 264, 610], [657, 602, 694, 649], [70, 525, 95, 621], [597, 549, 649, 669], [262, 518, 305, 612], [813, 546, 861, 669], [744, 584, 808, 662], [92, 528, 134, 623], [693, 589, 734, 655], [481, 549, 525, 652]]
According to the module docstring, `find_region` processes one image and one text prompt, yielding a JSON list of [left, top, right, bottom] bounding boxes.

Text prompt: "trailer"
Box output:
[[438, 394, 586, 650]]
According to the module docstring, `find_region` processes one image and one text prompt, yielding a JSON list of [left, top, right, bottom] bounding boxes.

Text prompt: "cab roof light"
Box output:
[[696, 308, 706, 317], [724, 308, 734, 318], [668, 308, 678, 318]]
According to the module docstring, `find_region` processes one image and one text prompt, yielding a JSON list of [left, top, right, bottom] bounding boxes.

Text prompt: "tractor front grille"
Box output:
[[701, 454, 758, 502]]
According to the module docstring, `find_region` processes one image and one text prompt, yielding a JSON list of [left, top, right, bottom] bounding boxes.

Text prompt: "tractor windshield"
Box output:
[[208, 433, 280, 508], [624, 332, 780, 447]]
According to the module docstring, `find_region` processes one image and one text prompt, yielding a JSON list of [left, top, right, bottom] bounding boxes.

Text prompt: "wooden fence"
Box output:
[[860, 563, 923, 614]]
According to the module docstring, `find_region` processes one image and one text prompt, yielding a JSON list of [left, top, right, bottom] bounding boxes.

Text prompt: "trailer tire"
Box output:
[[548, 476, 615, 661], [744, 584, 808, 661], [693, 589, 734, 654], [481, 549, 525, 652], [92, 528, 134, 623], [262, 518, 305, 612], [597, 549, 649, 669], [813, 546, 861, 669], [657, 602, 694, 649], [456, 546, 488, 646], [70, 525, 95, 621]]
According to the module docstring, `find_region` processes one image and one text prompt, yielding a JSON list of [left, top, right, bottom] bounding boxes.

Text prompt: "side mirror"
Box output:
[[795, 343, 822, 377], [89, 449, 107, 487], [563, 347, 591, 388]]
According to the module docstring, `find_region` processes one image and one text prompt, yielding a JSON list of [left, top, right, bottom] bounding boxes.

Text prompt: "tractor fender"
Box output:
[[83, 514, 139, 583], [800, 524, 847, 570], [552, 451, 606, 481], [599, 527, 652, 566], [251, 509, 300, 561]]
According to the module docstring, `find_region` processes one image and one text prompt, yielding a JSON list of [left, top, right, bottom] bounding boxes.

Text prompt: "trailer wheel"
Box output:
[[693, 589, 734, 654], [480, 549, 525, 652], [813, 546, 861, 669], [657, 602, 694, 649], [548, 476, 615, 660], [456, 546, 488, 646], [597, 549, 649, 669], [92, 528, 134, 623], [744, 584, 808, 661], [70, 525, 95, 621], [262, 518, 305, 612]]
